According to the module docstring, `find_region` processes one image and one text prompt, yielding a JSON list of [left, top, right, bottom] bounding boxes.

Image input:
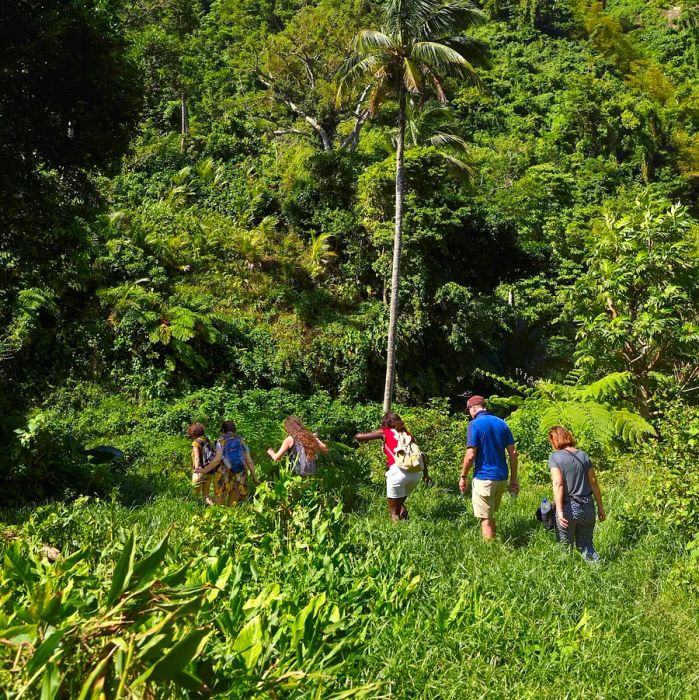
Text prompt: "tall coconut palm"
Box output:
[[338, 0, 488, 411]]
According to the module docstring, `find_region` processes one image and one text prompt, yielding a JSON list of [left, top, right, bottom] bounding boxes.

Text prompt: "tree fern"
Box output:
[[486, 370, 657, 458]]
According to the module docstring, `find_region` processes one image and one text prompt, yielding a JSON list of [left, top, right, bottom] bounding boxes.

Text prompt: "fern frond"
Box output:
[[539, 401, 612, 444], [611, 410, 657, 444], [473, 368, 534, 396], [576, 372, 632, 402]]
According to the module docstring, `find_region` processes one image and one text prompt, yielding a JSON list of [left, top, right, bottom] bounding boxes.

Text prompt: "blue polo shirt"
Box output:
[[467, 411, 514, 481]]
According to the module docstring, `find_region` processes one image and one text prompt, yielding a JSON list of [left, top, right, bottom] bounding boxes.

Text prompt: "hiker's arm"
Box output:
[[267, 435, 294, 461], [551, 467, 568, 528], [245, 449, 260, 484], [201, 446, 222, 474], [422, 452, 432, 484], [459, 447, 476, 493], [315, 436, 329, 454], [354, 430, 384, 442], [507, 443, 519, 494], [588, 467, 605, 521]]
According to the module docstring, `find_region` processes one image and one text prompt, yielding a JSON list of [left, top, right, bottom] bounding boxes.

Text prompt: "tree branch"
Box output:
[[273, 129, 314, 140], [340, 84, 372, 150], [258, 72, 332, 150]]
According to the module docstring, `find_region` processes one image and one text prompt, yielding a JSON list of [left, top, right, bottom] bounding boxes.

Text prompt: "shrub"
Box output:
[[640, 402, 699, 538]]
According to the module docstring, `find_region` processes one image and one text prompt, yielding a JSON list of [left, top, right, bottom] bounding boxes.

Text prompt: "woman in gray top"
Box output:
[[548, 426, 606, 561]]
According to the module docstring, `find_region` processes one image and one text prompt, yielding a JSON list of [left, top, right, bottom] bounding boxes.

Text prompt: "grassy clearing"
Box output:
[[343, 477, 699, 699], [3, 462, 697, 698]]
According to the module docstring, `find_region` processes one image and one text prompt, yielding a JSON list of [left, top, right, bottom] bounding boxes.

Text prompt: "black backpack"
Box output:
[[196, 437, 216, 468], [536, 498, 557, 530]]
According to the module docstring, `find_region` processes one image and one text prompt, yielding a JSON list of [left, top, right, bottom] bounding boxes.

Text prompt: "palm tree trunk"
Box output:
[[383, 86, 406, 412], [181, 93, 189, 135]]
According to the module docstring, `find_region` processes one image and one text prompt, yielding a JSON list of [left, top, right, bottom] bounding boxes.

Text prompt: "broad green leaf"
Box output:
[[107, 529, 136, 606], [56, 548, 89, 573], [132, 529, 170, 582], [26, 629, 65, 677], [147, 628, 211, 683], [0, 623, 38, 644], [76, 654, 111, 700], [233, 615, 263, 670], [160, 562, 191, 587], [40, 663, 62, 700]]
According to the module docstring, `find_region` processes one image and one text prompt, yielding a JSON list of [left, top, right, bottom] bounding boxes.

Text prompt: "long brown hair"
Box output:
[[284, 416, 318, 461]]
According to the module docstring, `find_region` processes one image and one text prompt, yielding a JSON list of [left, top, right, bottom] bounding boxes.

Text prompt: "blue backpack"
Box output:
[[219, 434, 247, 473]]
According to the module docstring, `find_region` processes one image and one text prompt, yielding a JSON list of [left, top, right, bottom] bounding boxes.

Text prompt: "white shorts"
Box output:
[[386, 465, 421, 499]]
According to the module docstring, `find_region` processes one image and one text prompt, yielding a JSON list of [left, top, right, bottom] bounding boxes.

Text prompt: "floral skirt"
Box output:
[[213, 468, 248, 506]]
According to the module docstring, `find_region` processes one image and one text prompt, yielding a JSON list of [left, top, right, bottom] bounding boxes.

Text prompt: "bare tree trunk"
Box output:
[[180, 93, 189, 135], [383, 87, 406, 413]]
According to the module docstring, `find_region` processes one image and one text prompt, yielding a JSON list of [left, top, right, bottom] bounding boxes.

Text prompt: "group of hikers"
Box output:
[[189, 395, 606, 561]]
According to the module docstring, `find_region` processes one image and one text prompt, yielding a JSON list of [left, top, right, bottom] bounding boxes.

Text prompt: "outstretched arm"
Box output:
[[267, 435, 294, 462], [201, 446, 223, 474], [355, 430, 384, 442], [315, 437, 329, 454]]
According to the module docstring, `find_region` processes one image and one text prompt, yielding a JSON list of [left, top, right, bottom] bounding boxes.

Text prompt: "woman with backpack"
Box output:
[[355, 412, 430, 521], [188, 422, 217, 505], [548, 426, 606, 561], [207, 420, 260, 506], [266, 416, 328, 476]]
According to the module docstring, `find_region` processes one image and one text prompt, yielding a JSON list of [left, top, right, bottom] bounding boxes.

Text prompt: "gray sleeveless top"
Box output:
[[289, 440, 317, 476]]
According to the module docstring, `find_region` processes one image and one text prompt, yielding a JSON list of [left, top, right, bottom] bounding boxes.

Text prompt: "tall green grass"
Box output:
[[2, 466, 697, 698]]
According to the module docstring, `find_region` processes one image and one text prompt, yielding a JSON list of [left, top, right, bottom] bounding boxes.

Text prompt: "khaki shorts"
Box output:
[[472, 478, 508, 519]]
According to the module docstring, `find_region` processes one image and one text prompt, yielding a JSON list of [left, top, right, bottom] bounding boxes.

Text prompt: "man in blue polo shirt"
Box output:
[[458, 395, 519, 541]]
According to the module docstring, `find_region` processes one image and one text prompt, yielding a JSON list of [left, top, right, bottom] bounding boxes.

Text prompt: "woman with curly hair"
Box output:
[[267, 415, 328, 476], [188, 422, 217, 505], [355, 411, 430, 521]]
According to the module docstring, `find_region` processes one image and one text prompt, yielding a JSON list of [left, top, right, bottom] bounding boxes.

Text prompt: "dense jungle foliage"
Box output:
[[1, 0, 698, 696]]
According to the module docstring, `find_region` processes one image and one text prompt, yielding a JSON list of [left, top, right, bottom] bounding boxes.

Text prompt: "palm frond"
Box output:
[[422, 64, 448, 102], [337, 55, 382, 104], [403, 57, 424, 94], [441, 36, 490, 69], [384, 0, 437, 37], [428, 132, 469, 149], [369, 80, 391, 115], [440, 153, 475, 180], [417, 2, 487, 40], [352, 30, 396, 54], [412, 41, 483, 87]]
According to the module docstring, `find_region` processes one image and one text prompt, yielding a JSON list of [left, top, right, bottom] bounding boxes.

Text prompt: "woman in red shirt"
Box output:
[[355, 411, 430, 521]]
